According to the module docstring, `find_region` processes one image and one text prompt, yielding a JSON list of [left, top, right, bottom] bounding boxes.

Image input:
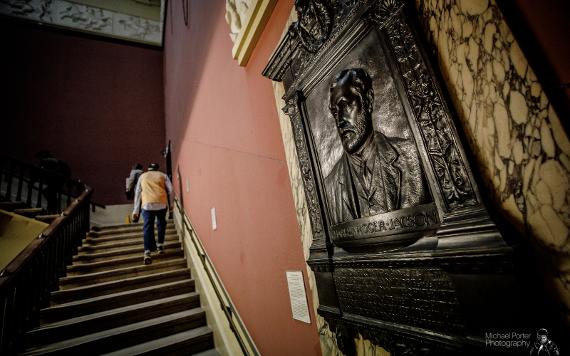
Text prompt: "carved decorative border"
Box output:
[[373, 6, 479, 213], [284, 95, 326, 246]]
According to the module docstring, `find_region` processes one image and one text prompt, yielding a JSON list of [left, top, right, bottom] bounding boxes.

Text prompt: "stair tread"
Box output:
[[36, 292, 199, 331], [24, 308, 205, 355], [69, 246, 182, 270], [44, 279, 194, 314], [82, 232, 178, 246], [51, 268, 190, 300], [60, 258, 187, 285], [73, 241, 181, 262], [79, 237, 179, 254], [59, 255, 186, 290], [101, 326, 214, 356], [89, 227, 176, 238], [86, 228, 176, 241], [92, 221, 174, 231]]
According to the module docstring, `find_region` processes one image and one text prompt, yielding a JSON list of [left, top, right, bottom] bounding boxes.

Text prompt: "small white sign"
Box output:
[[286, 271, 311, 324], [211, 207, 217, 231]]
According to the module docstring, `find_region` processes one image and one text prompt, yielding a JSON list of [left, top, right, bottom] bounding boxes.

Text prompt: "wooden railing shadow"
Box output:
[[0, 156, 96, 354], [0, 155, 104, 214], [0, 187, 92, 354]]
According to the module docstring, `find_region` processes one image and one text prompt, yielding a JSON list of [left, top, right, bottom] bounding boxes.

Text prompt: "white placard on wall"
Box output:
[[211, 207, 217, 231], [286, 271, 311, 324]]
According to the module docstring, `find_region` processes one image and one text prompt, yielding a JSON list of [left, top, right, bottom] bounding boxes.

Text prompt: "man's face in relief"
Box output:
[[329, 77, 373, 155]]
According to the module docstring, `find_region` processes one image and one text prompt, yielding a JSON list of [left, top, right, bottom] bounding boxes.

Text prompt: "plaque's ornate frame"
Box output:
[[264, 1, 520, 354]]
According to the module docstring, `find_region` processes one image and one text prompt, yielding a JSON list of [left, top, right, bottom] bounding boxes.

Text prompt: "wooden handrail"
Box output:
[[0, 187, 92, 354]]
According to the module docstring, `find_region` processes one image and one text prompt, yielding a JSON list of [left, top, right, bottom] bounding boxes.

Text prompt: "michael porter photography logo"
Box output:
[[485, 328, 560, 355]]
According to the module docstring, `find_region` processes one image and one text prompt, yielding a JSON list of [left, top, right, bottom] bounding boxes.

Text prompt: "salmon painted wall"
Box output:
[[0, 20, 165, 205], [163, 1, 321, 355]]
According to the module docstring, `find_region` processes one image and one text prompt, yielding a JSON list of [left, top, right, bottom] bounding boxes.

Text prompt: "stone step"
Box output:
[[67, 248, 184, 276], [78, 234, 178, 254], [91, 221, 174, 232], [59, 259, 188, 289], [88, 224, 175, 237], [102, 327, 215, 356], [22, 308, 208, 355], [91, 222, 144, 231], [30, 292, 201, 347], [73, 241, 182, 264], [81, 231, 178, 246], [42, 279, 195, 323], [50, 268, 191, 304]]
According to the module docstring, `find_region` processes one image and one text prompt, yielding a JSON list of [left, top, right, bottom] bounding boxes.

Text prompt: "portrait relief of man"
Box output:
[[324, 68, 429, 225]]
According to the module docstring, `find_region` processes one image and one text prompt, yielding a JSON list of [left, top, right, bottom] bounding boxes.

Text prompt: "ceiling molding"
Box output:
[[0, 0, 162, 46]]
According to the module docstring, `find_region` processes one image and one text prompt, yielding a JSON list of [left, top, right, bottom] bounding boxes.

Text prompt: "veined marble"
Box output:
[[416, 0, 570, 321]]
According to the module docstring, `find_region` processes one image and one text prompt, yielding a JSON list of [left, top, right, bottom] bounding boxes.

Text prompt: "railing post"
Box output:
[[16, 163, 24, 202], [36, 176, 43, 209], [5, 159, 13, 200]]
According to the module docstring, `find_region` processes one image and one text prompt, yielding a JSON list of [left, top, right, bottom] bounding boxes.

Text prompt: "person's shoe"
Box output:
[[157, 244, 165, 255], [143, 251, 152, 265]]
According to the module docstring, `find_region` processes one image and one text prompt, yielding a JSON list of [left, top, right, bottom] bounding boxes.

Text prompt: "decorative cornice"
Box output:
[[230, 0, 277, 66], [0, 0, 162, 46]]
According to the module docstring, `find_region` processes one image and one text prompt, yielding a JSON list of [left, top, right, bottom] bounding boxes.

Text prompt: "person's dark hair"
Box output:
[[134, 163, 143, 170], [537, 328, 548, 337], [148, 163, 159, 171], [330, 68, 373, 106]]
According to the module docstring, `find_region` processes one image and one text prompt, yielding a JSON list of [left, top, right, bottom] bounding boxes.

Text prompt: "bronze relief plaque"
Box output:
[[301, 28, 437, 248], [264, 1, 522, 354]]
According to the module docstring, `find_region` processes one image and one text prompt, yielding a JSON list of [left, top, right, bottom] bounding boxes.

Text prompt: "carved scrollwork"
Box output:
[[365, 0, 404, 25], [291, 0, 332, 53], [285, 95, 326, 241], [380, 11, 478, 211]]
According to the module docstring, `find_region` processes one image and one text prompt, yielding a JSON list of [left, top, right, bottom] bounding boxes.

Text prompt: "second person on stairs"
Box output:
[[131, 163, 173, 265]]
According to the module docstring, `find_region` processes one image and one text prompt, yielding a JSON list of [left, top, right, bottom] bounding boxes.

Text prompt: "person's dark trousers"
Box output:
[[141, 208, 167, 252]]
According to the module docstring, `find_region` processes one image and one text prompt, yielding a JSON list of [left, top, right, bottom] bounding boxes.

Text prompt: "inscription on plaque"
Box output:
[[331, 203, 438, 242], [334, 267, 463, 332]]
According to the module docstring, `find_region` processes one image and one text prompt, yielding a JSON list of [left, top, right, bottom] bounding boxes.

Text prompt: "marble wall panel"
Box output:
[[416, 0, 570, 322]]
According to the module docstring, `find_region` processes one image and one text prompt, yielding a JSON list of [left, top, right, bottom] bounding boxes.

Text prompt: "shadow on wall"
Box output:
[[164, 0, 222, 155]]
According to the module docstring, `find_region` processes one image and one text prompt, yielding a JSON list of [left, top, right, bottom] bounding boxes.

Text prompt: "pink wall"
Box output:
[[0, 20, 165, 205], [164, 1, 321, 355]]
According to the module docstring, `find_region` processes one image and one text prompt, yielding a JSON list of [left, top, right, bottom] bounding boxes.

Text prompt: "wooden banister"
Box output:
[[0, 187, 92, 354]]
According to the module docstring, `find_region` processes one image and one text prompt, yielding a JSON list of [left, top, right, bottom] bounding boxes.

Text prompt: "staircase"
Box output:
[[21, 222, 217, 355]]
